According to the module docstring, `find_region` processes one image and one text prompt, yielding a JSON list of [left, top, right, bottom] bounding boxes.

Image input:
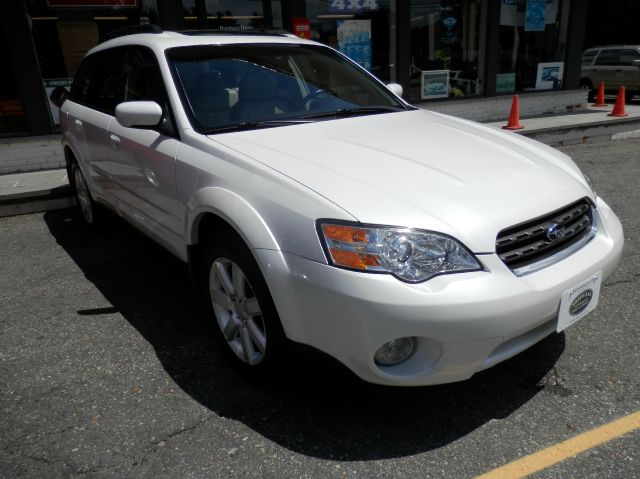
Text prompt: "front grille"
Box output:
[[496, 198, 595, 272]]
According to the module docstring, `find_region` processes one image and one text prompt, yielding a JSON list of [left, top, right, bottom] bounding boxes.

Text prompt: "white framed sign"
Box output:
[[535, 62, 564, 90], [421, 70, 450, 100]]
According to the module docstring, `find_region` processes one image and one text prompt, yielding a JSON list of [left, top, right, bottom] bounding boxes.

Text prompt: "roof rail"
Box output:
[[99, 24, 163, 44], [178, 28, 291, 37]]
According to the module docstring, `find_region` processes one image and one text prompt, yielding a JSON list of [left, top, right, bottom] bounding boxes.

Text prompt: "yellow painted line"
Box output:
[[476, 411, 640, 479]]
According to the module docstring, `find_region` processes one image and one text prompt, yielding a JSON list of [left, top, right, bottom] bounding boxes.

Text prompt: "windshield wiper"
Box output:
[[204, 119, 312, 134], [300, 106, 407, 120]]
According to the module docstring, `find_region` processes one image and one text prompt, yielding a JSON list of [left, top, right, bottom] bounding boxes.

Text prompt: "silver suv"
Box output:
[[581, 45, 640, 101]]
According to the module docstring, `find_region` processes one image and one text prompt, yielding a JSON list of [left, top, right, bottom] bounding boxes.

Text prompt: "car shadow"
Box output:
[[43, 208, 565, 461]]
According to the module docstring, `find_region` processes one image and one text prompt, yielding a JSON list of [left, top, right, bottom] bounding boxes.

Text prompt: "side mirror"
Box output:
[[387, 83, 403, 97], [50, 86, 68, 108], [115, 101, 163, 128], [632, 59, 640, 68]]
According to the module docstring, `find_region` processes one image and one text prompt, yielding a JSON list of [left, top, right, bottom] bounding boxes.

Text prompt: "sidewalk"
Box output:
[[2, 102, 640, 218]]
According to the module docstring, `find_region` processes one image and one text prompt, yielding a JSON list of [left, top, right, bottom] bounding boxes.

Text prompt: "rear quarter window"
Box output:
[[582, 50, 597, 65]]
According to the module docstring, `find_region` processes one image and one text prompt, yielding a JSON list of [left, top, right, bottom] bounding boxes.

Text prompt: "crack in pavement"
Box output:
[[150, 414, 218, 449]]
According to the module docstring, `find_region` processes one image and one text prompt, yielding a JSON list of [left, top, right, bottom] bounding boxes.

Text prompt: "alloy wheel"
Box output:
[[209, 257, 267, 365]]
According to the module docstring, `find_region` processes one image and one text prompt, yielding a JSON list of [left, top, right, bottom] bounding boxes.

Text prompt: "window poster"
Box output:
[[500, 0, 559, 27], [525, 0, 547, 31], [535, 62, 564, 90], [496, 73, 516, 94], [421, 70, 450, 100], [337, 20, 372, 70]]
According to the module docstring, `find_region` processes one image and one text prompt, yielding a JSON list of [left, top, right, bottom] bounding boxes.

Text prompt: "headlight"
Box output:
[[582, 171, 597, 198], [317, 221, 482, 283]]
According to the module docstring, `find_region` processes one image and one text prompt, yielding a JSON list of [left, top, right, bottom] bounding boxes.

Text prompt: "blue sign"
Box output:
[[525, 0, 546, 31], [337, 20, 372, 70]]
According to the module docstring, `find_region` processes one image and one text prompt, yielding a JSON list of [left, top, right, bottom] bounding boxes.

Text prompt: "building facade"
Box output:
[[0, 0, 592, 137]]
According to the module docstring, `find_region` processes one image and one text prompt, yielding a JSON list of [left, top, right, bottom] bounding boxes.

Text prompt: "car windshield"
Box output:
[[167, 43, 408, 133]]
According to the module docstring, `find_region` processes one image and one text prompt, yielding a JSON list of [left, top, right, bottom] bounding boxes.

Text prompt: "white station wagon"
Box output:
[[52, 28, 623, 386]]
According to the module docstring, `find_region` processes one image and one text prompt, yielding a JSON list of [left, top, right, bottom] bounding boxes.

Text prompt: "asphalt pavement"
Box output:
[[0, 139, 639, 478]]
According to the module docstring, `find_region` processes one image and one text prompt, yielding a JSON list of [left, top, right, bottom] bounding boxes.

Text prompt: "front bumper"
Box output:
[[255, 198, 623, 386]]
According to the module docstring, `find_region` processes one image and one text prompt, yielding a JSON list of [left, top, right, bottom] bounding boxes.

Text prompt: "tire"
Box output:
[[70, 161, 99, 227], [199, 233, 289, 379]]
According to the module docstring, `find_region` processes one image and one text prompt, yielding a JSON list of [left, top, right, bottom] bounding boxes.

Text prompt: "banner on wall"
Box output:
[[500, 0, 559, 27], [337, 20, 372, 70]]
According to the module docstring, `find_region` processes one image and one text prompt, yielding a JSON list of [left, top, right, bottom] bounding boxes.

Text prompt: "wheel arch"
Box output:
[[186, 187, 280, 259]]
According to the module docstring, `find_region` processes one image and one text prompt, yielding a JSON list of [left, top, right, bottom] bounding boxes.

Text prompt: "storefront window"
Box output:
[[0, 30, 27, 135], [205, 0, 266, 30], [25, 0, 158, 125], [183, 0, 199, 29], [496, 0, 570, 94], [409, 0, 482, 102], [306, 0, 395, 82]]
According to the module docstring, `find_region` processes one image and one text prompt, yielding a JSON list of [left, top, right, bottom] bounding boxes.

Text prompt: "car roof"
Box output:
[[88, 30, 315, 57], [585, 45, 640, 51]]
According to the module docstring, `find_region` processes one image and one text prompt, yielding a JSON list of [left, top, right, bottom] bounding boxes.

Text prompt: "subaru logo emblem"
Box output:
[[546, 223, 565, 242]]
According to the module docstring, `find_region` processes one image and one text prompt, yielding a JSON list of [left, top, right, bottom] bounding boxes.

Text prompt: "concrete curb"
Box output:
[[519, 117, 640, 146], [0, 169, 73, 218], [0, 194, 74, 217]]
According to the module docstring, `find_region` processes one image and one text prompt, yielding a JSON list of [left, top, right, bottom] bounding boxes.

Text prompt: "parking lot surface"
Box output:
[[1, 139, 639, 478]]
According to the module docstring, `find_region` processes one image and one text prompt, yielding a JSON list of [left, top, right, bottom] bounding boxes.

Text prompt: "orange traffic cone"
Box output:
[[608, 86, 628, 117], [592, 82, 607, 107], [503, 95, 524, 130]]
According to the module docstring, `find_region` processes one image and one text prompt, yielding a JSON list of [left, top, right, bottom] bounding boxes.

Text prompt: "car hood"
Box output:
[[209, 109, 591, 253]]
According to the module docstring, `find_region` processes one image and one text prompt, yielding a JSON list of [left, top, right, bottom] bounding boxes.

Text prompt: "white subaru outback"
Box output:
[[52, 28, 623, 386]]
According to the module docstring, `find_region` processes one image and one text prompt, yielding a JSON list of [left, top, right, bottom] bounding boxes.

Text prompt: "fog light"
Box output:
[[374, 337, 416, 366]]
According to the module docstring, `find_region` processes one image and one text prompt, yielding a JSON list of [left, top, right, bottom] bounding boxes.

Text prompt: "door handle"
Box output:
[[615, 69, 623, 72], [74, 119, 83, 131], [109, 133, 121, 150]]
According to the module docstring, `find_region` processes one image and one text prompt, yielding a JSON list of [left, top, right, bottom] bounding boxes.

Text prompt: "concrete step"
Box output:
[[0, 169, 73, 217]]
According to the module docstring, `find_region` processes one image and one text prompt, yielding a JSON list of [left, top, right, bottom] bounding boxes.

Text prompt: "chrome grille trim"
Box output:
[[496, 198, 597, 276], [511, 216, 597, 276]]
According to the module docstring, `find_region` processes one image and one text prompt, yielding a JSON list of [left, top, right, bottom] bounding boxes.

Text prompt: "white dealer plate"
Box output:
[[557, 271, 602, 332]]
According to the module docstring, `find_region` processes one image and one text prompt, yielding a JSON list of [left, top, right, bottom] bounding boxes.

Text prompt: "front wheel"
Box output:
[[200, 234, 289, 377]]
